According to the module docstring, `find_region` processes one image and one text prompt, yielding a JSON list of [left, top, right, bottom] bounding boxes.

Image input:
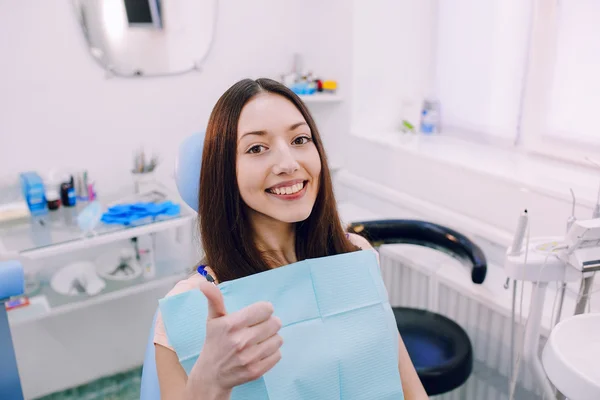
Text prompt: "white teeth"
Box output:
[[270, 182, 305, 195]]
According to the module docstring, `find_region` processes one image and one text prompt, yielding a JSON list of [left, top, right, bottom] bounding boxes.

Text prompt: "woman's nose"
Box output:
[[271, 146, 299, 175]]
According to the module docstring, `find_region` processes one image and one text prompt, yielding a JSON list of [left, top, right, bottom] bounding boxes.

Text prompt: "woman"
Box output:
[[154, 78, 428, 399]]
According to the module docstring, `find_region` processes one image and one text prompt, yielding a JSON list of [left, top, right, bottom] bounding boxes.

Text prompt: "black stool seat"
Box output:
[[393, 307, 473, 396]]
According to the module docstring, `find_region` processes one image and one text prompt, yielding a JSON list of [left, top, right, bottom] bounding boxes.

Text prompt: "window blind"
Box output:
[[544, 0, 600, 146], [434, 0, 532, 140]]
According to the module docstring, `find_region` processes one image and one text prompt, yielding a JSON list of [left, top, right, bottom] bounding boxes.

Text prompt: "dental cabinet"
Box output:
[[0, 183, 197, 400]]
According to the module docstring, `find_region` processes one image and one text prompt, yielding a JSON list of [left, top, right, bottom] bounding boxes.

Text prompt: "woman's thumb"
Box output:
[[198, 280, 227, 319]]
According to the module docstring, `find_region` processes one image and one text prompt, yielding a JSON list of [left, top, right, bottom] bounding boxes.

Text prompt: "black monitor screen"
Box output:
[[124, 0, 153, 24]]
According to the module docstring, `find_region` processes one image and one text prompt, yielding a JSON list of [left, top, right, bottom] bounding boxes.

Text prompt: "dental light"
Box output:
[[504, 184, 600, 400]]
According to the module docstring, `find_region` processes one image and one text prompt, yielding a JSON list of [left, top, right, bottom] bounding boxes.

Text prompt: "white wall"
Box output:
[[0, 0, 353, 197], [351, 0, 436, 134], [1, 0, 354, 397]]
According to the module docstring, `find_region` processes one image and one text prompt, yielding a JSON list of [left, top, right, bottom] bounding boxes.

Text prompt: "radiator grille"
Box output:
[[379, 246, 545, 399]]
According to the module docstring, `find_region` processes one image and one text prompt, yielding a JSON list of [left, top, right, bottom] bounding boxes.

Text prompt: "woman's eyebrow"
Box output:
[[239, 122, 307, 141], [239, 130, 267, 141], [289, 122, 307, 130]]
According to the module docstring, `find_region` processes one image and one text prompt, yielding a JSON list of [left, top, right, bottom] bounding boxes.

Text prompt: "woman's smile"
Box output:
[[265, 179, 308, 200]]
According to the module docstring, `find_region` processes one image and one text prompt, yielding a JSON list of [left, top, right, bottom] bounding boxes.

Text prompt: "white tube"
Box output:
[[523, 282, 556, 399], [509, 210, 528, 256]]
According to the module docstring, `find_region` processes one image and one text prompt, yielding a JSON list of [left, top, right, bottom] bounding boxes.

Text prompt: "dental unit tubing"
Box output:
[[523, 282, 557, 400], [505, 206, 600, 399]]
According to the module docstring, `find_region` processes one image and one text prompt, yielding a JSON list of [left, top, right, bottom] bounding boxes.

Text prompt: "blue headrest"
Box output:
[[175, 133, 205, 211], [0, 260, 24, 300]]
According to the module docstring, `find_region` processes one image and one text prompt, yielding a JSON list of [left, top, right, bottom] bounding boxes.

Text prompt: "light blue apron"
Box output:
[[159, 250, 405, 399]]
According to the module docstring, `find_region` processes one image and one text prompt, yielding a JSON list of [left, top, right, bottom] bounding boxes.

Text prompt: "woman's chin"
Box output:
[[271, 208, 313, 224]]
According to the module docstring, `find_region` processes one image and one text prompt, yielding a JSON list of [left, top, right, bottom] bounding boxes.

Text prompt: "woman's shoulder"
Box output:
[[346, 232, 374, 250], [346, 232, 380, 263]]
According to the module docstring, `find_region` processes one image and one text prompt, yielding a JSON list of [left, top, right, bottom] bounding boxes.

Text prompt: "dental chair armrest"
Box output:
[[347, 219, 487, 284], [0, 261, 25, 301]]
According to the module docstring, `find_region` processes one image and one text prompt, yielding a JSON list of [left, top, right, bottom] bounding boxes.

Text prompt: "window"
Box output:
[[521, 0, 600, 162], [436, 0, 600, 160], [434, 0, 531, 143], [351, 0, 600, 163]]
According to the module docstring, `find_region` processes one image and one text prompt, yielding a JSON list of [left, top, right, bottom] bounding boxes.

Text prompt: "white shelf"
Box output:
[[8, 266, 188, 327], [298, 93, 342, 103], [24, 214, 194, 260], [0, 184, 196, 260]]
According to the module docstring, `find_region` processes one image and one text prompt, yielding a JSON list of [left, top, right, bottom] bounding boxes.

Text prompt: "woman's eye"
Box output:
[[293, 136, 311, 145], [247, 145, 265, 154]]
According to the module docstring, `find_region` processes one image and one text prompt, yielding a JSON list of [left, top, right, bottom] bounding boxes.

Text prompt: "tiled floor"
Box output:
[[35, 367, 142, 400]]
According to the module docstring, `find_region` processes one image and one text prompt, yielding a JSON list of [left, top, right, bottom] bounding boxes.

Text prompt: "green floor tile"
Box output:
[[35, 366, 142, 400]]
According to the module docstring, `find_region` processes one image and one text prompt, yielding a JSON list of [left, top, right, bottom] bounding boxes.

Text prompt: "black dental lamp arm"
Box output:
[[347, 219, 487, 284]]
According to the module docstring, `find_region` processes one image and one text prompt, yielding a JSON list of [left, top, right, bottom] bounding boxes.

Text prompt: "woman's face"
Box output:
[[236, 93, 322, 224]]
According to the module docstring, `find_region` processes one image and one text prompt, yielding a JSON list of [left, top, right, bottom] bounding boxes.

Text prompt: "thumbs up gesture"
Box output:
[[191, 279, 283, 392]]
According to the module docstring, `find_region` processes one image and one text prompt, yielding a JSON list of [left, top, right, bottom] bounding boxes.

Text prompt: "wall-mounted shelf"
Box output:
[[298, 93, 342, 103], [8, 260, 188, 327], [0, 185, 195, 260]]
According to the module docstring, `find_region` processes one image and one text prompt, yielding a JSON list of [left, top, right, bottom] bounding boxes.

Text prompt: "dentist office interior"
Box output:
[[1, 0, 599, 399]]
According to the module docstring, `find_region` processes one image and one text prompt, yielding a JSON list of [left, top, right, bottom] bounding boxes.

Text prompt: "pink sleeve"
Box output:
[[153, 274, 206, 351]]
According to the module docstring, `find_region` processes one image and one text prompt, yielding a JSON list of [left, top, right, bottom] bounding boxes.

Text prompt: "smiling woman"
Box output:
[[199, 78, 355, 282], [153, 78, 428, 400]]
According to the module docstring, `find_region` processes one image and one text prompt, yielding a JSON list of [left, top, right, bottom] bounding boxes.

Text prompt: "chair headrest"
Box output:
[[175, 133, 205, 211]]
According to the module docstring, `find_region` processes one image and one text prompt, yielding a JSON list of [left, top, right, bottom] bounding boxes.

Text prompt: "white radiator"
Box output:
[[379, 245, 549, 400]]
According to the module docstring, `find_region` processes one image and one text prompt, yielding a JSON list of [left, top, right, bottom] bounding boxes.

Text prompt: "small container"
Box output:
[[138, 234, 156, 279], [60, 182, 77, 207], [75, 170, 89, 201], [46, 189, 61, 211], [132, 171, 156, 195]]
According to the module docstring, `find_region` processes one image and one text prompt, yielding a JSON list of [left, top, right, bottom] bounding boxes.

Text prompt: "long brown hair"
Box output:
[[198, 78, 358, 282]]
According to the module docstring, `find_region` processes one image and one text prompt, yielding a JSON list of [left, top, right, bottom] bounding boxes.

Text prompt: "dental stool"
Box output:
[[348, 220, 484, 396], [0, 260, 25, 400]]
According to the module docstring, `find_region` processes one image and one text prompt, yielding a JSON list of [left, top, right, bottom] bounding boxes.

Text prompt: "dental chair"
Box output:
[[0, 260, 25, 400], [139, 133, 204, 400], [347, 220, 481, 395], [140, 133, 479, 398]]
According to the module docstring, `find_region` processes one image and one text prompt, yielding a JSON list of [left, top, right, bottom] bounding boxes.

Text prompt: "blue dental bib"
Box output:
[[159, 250, 404, 399]]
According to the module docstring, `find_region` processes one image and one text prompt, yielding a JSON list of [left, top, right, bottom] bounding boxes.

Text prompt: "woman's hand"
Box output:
[[187, 280, 283, 397]]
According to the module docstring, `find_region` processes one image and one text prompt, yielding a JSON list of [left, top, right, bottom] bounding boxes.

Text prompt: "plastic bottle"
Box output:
[[420, 98, 441, 134], [138, 234, 156, 279]]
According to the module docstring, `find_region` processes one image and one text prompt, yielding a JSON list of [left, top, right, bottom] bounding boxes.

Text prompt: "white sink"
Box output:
[[542, 313, 600, 400]]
